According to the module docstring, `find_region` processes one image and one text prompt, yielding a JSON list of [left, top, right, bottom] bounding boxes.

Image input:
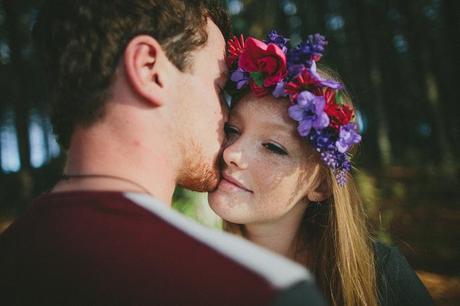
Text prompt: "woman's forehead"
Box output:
[[231, 95, 293, 127], [230, 95, 318, 157]]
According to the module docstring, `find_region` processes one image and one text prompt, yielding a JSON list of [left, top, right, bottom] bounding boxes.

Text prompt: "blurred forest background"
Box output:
[[0, 0, 459, 304]]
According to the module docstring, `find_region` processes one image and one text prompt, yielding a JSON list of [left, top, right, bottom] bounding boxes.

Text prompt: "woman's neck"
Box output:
[[245, 225, 297, 259], [243, 203, 308, 263]]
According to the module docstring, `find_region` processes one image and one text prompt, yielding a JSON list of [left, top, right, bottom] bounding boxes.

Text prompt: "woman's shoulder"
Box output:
[[372, 241, 434, 306], [373, 241, 404, 274], [373, 241, 393, 270]]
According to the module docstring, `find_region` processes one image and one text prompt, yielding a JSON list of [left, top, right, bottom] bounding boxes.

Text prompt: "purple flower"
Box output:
[[320, 149, 351, 170], [334, 153, 352, 186], [309, 61, 343, 90], [264, 30, 289, 53], [305, 33, 328, 59], [335, 169, 349, 186], [320, 149, 337, 169], [309, 128, 337, 151], [288, 91, 330, 136], [287, 49, 309, 78], [287, 33, 328, 78], [287, 63, 306, 79], [231, 68, 250, 89], [272, 81, 287, 97], [335, 123, 361, 153]]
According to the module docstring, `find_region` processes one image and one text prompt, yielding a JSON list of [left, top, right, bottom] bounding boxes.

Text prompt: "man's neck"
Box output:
[[53, 124, 178, 206]]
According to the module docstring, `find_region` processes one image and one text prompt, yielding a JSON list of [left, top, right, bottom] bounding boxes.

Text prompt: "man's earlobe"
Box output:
[[123, 35, 168, 107]]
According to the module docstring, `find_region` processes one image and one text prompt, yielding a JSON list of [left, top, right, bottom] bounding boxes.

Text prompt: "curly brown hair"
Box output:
[[33, 0, 230, 149]]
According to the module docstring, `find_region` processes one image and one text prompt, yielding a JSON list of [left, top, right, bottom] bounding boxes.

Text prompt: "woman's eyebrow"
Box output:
[[228, 109, 243, 122], [259, 121, 292, 133]]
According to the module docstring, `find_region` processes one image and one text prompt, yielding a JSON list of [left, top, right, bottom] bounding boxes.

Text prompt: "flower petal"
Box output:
[[314, 96, 326, 113], [314, 112, 330, 129], [238, 38, 268, 72], [272, 81, 287, 97], [298, 120, 313, 136], [296, 91, 315, 107], [288, 104, 305, 121]]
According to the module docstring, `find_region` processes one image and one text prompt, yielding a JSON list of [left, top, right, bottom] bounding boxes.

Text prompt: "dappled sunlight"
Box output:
[[417, 271, 460, 306]]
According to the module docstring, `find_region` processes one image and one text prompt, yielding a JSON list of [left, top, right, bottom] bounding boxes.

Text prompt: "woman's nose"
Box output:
[[222, 139, 249, 169]]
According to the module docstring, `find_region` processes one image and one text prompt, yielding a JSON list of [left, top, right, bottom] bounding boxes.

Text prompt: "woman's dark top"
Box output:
[[374, 242, 434, 306]]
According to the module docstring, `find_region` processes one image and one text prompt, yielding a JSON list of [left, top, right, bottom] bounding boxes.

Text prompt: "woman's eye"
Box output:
[[263, 143, 288, 156], [224, 123, 239, 136]]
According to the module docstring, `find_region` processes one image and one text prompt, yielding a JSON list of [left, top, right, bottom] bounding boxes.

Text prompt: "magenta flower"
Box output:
[[288, 91, 330, 136], [238, 37, 287, 88]]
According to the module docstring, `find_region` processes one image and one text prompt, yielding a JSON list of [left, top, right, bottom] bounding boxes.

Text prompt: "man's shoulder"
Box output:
[[0, 191, 326, 305], [124, 193, 313, 287], [125, 192, 326, 305]]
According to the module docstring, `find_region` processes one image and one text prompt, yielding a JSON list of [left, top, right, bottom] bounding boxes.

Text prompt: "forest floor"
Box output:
[[417, 271, 460, 306]]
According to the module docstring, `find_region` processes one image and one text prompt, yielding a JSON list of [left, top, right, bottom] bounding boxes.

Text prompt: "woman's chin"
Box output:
[[208, 190, 250, 224]]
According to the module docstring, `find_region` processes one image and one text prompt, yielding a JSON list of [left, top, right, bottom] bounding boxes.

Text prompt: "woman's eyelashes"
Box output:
[[263, 142, 288, 156], [224, 122, 288, 155], [224, 123, 239, 136]]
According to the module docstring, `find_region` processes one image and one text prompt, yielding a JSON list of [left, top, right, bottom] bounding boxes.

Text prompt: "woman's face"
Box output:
[[209, 93, 326, 225]]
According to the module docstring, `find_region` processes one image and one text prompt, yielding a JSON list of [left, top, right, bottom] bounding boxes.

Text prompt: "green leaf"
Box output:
[[250, 72, 265, 87], [336, 91, 345, 106]]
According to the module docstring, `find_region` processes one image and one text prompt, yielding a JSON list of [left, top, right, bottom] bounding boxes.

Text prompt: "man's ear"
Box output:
[[123, 35, 171, 107]]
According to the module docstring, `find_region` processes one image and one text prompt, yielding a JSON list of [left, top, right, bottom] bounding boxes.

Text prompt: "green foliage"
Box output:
[[172, 188, 222, 229]]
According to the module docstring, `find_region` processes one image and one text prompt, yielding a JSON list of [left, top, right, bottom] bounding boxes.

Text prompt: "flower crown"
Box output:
[[226, 31, 362, 186]]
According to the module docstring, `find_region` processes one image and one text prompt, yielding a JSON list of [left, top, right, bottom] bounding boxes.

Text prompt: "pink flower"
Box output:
[[238, 37, 287, 89]]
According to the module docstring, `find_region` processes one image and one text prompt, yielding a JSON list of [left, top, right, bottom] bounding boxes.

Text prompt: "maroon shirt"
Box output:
[[0, 191, 325, 305]]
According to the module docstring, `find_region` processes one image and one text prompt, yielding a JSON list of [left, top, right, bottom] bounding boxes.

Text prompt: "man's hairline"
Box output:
[[181, 17, 226, 74]]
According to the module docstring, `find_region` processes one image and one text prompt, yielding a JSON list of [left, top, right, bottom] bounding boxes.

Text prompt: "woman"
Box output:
[[209, 32, 434, 306]]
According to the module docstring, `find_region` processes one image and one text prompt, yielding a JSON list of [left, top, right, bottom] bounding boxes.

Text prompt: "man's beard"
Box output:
[[177, 145, 222, 192]]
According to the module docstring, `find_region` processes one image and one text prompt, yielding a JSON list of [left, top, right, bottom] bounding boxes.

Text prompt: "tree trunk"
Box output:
[[3, 0, 33, 202], [399, 0, 456, 177], [354, 0, 393, 167], [440, 0, 460, 160]]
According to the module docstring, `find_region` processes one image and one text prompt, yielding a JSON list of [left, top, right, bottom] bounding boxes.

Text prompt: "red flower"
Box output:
[[239, 37, 287, 89], [249, 80, 270, 97], [323, 88, 354, 129], [226, 34, 246, 66], [322, 87, 336, 104], [285, 69, 318, 101]]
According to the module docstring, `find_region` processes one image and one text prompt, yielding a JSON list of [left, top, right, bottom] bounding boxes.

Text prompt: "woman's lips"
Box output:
[[220, 173, 253, 193]]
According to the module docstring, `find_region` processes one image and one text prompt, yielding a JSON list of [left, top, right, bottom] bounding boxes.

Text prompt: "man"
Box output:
[[0, 1, 325, 305]]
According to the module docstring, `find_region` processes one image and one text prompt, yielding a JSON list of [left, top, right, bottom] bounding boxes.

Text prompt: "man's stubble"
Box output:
[[177, 138, 222, 192]]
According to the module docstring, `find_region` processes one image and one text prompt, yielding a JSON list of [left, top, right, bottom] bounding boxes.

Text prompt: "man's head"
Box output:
[[34, 0, 230, 192]]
